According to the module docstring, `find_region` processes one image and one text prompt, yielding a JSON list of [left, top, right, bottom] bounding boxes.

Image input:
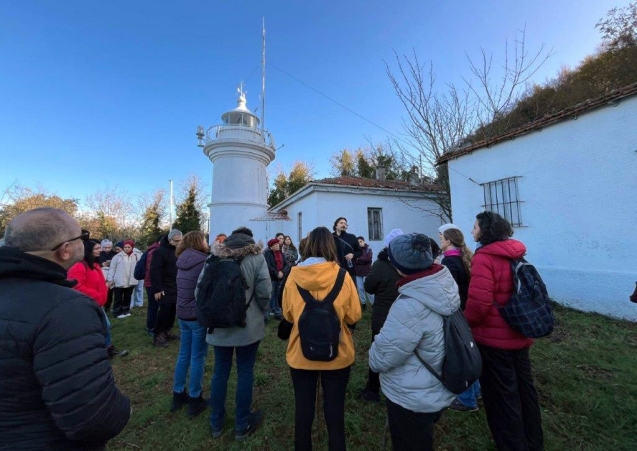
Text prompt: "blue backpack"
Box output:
[[133, 251, 148, 280], [496, 258, 554, 338]]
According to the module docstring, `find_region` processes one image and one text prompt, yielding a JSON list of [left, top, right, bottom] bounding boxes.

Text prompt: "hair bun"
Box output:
[[412, 234, 430, 251]]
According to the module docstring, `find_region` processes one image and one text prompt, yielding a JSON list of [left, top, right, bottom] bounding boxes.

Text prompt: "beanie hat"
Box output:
[[115, 241, 124, 249], [267, 238, 279, 247], [438, 223, 459, 234], [387, 233, 433, 275], [123, 240, 135, 248], [384, 228, 404, 247], [101, 239, 112, 247]]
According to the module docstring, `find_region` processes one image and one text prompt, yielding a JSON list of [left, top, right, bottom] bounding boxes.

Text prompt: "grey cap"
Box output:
[[387, 233, 433, 275]]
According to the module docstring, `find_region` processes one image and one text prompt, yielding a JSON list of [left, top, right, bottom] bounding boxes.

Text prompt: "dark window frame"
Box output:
[[481, 176, 523, 227], [367, 207, 383, 241]]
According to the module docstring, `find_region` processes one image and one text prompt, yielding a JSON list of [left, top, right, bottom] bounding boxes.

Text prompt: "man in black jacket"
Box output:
[[332, 217, 362, 280], [0, 207, 130, 450]]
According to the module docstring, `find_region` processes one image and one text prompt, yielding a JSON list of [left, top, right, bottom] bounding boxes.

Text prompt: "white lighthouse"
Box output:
[[197, 86, 277, 242]]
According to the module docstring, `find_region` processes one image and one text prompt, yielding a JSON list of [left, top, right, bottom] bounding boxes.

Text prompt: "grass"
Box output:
[[108, 303, 637, 450]]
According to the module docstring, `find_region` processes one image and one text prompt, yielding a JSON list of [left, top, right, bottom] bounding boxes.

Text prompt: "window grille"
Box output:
[[297, 212, 302, 242], [367, 208, 383, 241], [481, 177, 523, 227]]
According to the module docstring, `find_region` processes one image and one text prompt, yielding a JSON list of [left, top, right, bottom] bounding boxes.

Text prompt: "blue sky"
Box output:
[[0, 0, 628, 206]]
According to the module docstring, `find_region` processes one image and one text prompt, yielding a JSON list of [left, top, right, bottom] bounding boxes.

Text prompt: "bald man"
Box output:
[[0, 207, 130, 450]]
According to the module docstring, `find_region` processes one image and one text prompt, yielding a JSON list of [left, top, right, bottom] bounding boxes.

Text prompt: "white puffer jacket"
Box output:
[[106, 251, 139, 288], [369, 265, 460, 413]]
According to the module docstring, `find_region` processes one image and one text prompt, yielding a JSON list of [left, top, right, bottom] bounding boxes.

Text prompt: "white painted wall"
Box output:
[[272, 189, 443, 252], [447, 95, 637, 321]]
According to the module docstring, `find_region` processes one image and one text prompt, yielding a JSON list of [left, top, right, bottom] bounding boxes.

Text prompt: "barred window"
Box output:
[[481, 177, 523, 227], [367, 208, 383, 241], [297, 212, 302, 242]]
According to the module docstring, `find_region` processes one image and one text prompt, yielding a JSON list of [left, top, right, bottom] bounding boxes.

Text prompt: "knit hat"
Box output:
[[387, 233, 434, 275], [267, 238, 280, 247], [115, 241, 124, 249], [438, 223, 459, 234], [123, 240, 135, 248], [100, 239, 112, 248], [384, 228, 404, 247]]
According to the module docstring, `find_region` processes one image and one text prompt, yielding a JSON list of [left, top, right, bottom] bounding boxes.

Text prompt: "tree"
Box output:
[[386, 28, 551, 221], [597, 1, 637, 51], [173, 177, 205, 233], [84, 185, 135, 239], [329, 149, 356, 177], [267, 172, 288, 207], [138, 189, 167, 248], [355, 149, 375, 179], [267, 161, 314, 207]]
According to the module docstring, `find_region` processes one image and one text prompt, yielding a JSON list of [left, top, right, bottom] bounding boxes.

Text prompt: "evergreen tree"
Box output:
[[268, 172, 288, 207], [173, 184, 202, 233], [138, 190, 165, 248]]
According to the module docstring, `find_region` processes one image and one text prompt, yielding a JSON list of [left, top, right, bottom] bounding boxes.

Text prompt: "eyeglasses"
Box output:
[[50, 229, 90, 251]]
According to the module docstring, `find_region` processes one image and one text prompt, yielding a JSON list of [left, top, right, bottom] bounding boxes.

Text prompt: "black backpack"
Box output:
[[415, 309, 482, 394], [196, 256, 254, 330], [296, 268, 346, 362], [133, 251, 148, 280], [495, 258, 554, 338]]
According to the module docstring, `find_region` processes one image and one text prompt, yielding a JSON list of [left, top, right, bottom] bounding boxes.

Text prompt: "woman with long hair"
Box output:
[[465, 211, 544, 450], [282, 235, 299, 266], [439, 225, 479, 412], [282, 226, 362, 451], [106, 240, 138, 319], [170, 231, 210, 417], [68, 240, 128, 358]]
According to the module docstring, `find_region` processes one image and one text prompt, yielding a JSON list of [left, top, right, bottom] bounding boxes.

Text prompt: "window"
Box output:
[[297, 212, 302, 242], [367, 208, 383, 241], [481, 177, 523, 227]]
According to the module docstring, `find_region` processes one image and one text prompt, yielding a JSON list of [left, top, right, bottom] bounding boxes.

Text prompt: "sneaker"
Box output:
[[170, 391, 189, 412], [211, 427, 223, 439], [153, 333, 169, 348], [116, 314, 128, 319], [124, 312, 131, 317], [448, 399, 478, 412], [187, 395, 209, 418], [107, 346, 129, 358], [359, 388, 380, 403], [235, 409, 263, 441]]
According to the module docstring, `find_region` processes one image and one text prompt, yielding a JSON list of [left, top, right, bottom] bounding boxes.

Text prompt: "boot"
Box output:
[[630, 281, 637, 303], [170, 391, 188, 412], [165, 330, 180, 341], [187, 394, 209, 418], [153, 332, 169, 348]]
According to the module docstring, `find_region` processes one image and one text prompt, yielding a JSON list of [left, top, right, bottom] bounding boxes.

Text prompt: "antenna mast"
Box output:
[[261, 17, 266, 131]]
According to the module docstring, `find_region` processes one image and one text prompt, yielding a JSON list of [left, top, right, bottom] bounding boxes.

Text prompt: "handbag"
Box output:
[[277, 318, 293, 340]]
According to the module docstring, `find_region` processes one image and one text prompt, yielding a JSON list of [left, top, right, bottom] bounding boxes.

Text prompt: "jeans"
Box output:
[[210, 340, 260, 432], [355, 276, 374, 305], [385, 398, 442, 451], [479, 344, 544, 451], [113, 286, 133, 316], [269, 280, 282, 316], [456, 379, 481, 409], [290, 366, 351, 451], [146, 287, 159, 333], [101, 307, 112, 347], [131, 281, 144, 308], [173, 319, 208, 398]]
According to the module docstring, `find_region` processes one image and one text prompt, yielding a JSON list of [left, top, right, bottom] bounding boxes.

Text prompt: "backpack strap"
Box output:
[[414, 350, 444, 385], [296, 268, 347, 305]]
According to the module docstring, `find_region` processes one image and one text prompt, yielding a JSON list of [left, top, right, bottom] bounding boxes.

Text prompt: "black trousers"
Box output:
[[478, 344, 544, 451], [290, 366, 351, 451], [365, 326, 382, 394], [112, 286, 133, 316], [385, 398, 441, 451], [105, 288, 114, 312], [146, 287, 159, 332], [154, 302, 176, 335]]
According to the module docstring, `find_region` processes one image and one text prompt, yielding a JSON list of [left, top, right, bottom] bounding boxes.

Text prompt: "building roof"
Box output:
[[437, 82, 637, 164], [312, 176, 443, 192]]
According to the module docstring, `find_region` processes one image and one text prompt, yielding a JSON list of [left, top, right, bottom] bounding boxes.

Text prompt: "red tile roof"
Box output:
[[437, 82, 637, 164], [312, 176, 443, 192]]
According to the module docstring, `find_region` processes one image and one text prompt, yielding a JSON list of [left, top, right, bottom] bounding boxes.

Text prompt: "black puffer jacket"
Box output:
[[364, 247, 400, 332], [150, 235, 178, 304], [441, 254, 470, 310], [332, 231, 362, 278], [0, 246, 130, 450]]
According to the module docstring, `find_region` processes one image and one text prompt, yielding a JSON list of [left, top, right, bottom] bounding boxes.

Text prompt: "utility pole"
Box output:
[[261, 17, 266, 132]]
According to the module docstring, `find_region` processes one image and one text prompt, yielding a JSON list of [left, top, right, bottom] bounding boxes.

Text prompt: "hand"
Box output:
[[107, 281, 114, 289], [345, 253, 354, 261], [154, 291, 164, 301], [277, 271, 284, 279]]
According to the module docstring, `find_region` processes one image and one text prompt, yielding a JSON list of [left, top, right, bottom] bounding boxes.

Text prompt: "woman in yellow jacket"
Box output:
[[282, 226, 362, 451]]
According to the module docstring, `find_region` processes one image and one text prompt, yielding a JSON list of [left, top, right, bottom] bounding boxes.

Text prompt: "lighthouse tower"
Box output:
[[197, 87, 276, 242]]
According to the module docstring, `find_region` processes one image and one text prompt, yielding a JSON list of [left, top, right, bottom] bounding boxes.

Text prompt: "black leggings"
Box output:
[[112, 286, 133, 316]]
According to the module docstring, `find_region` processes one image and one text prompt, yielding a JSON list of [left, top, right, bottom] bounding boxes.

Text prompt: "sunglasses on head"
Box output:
[[50, 229, 90, 251]]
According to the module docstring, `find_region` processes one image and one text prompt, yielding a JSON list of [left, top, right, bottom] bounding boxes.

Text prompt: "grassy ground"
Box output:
[[108, 303, 637, 450]]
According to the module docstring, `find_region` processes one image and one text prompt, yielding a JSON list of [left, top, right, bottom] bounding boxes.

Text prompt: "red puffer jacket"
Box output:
[[464, 239, 533, 350], [67, 261, 108, 306]]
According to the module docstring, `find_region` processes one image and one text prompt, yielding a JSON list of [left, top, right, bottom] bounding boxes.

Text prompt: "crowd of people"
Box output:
[[0, 208, 544, 450]]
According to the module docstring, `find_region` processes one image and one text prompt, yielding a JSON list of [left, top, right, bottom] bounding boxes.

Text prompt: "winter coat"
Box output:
[[143, 241, 160, 288], [176, 248, 208, 321], [150, 236, 178, 304], [364, 248, 400, 332], [332, 231, 362, 278], [354, 245, 373, 277], [264, 248, 290, 281], [441, 254, 470, 310], [106, 251, 139, 288], [99, 249, 117, 266], [282, 259, 362, 370], [464, 239, 533, 350], [283, 245, 299, 266], [67, 261, 108, 306], [0, 246, 130, 450], [368, 264, 460, 414], [202, 233, 271, 347]]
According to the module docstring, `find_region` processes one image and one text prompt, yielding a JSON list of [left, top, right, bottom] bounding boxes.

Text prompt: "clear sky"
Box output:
[[0, 0, 628, 206]]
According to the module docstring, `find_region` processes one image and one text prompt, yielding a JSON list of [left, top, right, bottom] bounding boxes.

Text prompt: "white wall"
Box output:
[[447, 95, 637, 321]]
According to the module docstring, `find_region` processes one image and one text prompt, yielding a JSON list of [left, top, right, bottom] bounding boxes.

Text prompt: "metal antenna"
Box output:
[[261, 17, 266, 131]]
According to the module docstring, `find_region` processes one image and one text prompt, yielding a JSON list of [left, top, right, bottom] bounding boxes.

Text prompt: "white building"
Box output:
[[438, 83, 637, 321]]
